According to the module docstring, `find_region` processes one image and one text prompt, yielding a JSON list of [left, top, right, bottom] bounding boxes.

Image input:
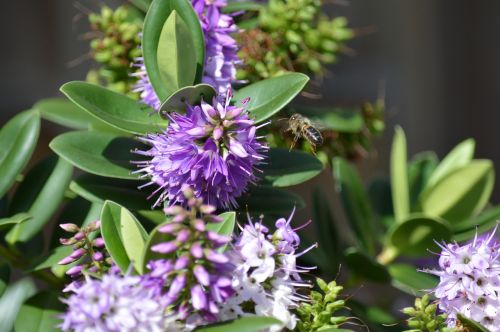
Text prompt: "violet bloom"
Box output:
[[60, 271, 180, 332], [135, 90, 267, 208], [192, 0, 240, 95], [146, 190, 235, 322], [131, 56, 162, 110], [219, 209, 316, 331], [426, 226, 500, 331]]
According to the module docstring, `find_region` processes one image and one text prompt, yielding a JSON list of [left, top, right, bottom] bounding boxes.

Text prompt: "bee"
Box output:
[[284, 113, 324, 152]]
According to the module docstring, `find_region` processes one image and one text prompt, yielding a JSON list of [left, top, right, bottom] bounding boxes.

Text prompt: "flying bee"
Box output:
[[284, 113, 324, 152]]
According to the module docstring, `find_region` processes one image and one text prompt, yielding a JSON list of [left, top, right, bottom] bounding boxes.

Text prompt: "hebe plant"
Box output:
[[86, 5, 142, 96], [238, 0, 353, 82], [402, 295, 453, 332]]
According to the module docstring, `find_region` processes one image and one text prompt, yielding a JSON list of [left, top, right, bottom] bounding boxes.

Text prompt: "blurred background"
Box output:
[[1, 0, 500, 198]]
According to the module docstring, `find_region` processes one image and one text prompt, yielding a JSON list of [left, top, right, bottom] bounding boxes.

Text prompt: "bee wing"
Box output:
[[309, 118, 329, 131]]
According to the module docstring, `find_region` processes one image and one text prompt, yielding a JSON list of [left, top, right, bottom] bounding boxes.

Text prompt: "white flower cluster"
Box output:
[[430, 228, 500, 331], [218, 213, 313, 331]]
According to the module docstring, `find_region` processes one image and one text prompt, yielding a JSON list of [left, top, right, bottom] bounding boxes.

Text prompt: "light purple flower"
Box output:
[[220, 210, 315, 331], [131, 56, 162, 110], [134, 90, 267, 209], [426, 225, 500, 331], [60, 271, 179, 332], [145, 192, 235, 322]]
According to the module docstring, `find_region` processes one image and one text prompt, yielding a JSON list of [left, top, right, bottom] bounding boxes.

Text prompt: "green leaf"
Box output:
[[159, 84, 216, 115], [344, 247, 390, 283], [390, 126, 410, 222], [388, 214, 452, 257], [237, 186, 305, 216], [6, 156, 73, 244], [0, 278, 36, 332], [421, 160, 494, 222], [70, 174, 152, 211], [233, 73, 309, 123], [333, 157, 376, 254], [408, 151, 438, 208], [143, 0, 205, 100], [456, 314, 489, 332], [31, 245, 73, 272], [0, 110, 40, 198], [14, 291, 64, 332], [453, 207, 500, 242], [50, 131, 142, 180], [101, 201, 148, 273], [425, 138, 475, 190], [206, 212, 235, 252], [290, 106, 364, 133], [157, 11, 197, 95], [261, 148, 323, 187], [388, 263, 438, 296], [36, 97, 95, 130], [130, 0, 152, 12], [195, 316, 281, 332], [0, 213, 31, 231], [61, 81, 167, 135]]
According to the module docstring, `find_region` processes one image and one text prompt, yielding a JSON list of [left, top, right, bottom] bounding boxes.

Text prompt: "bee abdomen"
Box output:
[[304, 126, 323, 146]]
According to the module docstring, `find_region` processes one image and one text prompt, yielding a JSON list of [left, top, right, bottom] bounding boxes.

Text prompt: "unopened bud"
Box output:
[[59, 223, 80, 233]]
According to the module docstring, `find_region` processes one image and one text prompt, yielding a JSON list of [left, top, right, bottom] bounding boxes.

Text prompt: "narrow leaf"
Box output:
[[388, 263, 438, 296], [0, 110, 40, 198], [14, 291, 64, 332], [390, 126, 410, 222], [0, 278, 36, 332], [195, 316, 281, 332]]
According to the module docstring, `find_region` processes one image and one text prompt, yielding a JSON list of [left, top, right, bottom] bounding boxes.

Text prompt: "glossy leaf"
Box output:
[[333, 157, 375, 254], [421, 160, 494, 222], [50, 131, 143, 180], [35, 97, 99, 130], [31, 246, 73, 272], [390, 126, 410, 222], [157, 11, 197, 95], [143, 0, 205, 100], [0, 213, 31, 231], [408, 151, 438, 208], [388, 263, 438, 296], [206, 212, 236, 237], [159, 84, 216, 116], [61, 81, 166, 135], [6, 156, 73, 244], [0, 110, 40, 198], [195, 316, 281, 332], [425, 138, 475, 190], [291, 106, 364, 133], [70, 174, 152, 211], [0, 278, 36, 332], [233, 73, 309, 123], [101, 201, 148, 273], [344, 247, 390, 283], [14, 291, 64, 332], [237, 186, 305, 216], [456, 314, 489, 332], [388, 214, 452, 257], [261, 148, 323, 187]]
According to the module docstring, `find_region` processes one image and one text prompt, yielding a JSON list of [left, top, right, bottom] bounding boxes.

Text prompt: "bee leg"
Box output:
[[310, 144, 317, 156], [289, 135, 299, 151]]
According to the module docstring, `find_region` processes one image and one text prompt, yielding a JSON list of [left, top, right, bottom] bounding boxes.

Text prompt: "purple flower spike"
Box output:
[[426, 225, 500, 331], [191, 285, 208, 310], [135, 90, 267, 209], [131, 57, 162, 110], [151, 241, 179, 254]]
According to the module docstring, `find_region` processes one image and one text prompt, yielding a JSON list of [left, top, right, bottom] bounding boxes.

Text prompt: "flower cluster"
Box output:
[[135, 90, 267, 209], [60, 269, 178, 332], [145, 190, 234, 323], [58, 221, 111, 291], [402, 294, 452, 332], [427, 227, 500, 331], [192, 0, 240, 95], [219, 210, 315, 331]]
